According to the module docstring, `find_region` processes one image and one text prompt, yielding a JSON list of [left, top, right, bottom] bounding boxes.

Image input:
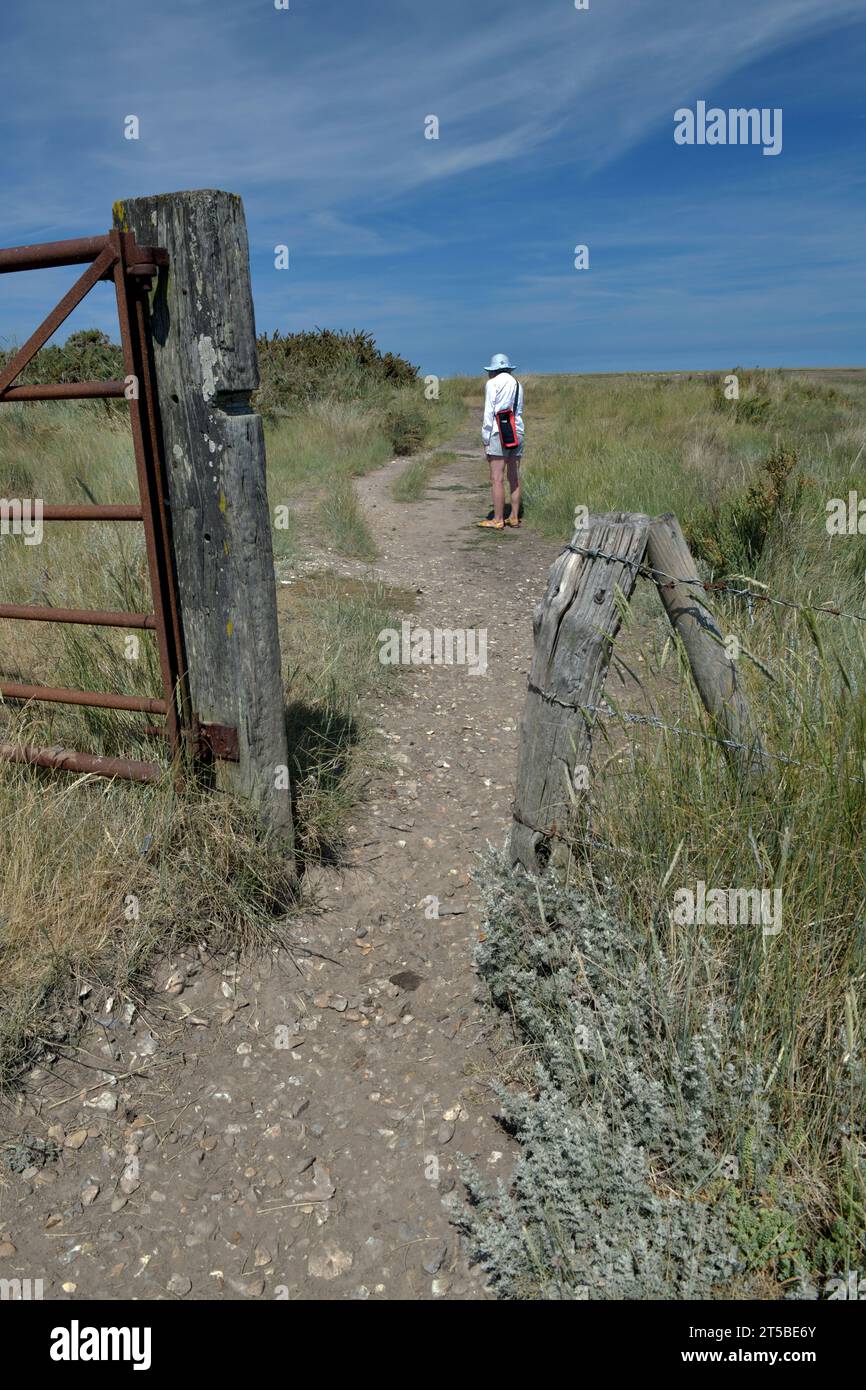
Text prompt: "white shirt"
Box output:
[[482, 372, 524, 448]]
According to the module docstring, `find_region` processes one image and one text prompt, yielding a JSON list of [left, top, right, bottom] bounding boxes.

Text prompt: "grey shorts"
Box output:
[[486, 439, 524, 460]]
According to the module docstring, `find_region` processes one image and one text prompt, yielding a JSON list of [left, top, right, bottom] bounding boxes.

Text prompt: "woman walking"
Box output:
[[479, 352, 524, 531]]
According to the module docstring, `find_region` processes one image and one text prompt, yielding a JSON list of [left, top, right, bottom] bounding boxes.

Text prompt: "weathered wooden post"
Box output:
[[113, 190, 294, 854], [646, 513, 766, 776], [509, 512, 650, 875]]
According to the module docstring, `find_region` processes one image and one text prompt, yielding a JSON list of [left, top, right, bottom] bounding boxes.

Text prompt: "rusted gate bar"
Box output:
[[0, 682, 166, 713], [0, 605, 156, 628], [1, 204, 291, 856], [0, 743, 160, 783], [0, 236, 118, 274], [2, 382, 128, 401], [41, 505, 143, 520], [0, 228, 192, 782], [110, 226, 188, 762]]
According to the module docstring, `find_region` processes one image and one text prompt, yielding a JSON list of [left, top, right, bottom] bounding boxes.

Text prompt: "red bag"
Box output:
[[496, 378, 521, 450]]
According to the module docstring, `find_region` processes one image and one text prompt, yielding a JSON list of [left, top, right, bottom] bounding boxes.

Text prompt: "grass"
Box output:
[[513, 368, 866, 539], [264, 382, 465, 560], [468, 365, 866, 1296], [0, 773, 295, 1083], [580, 589, 866, 1286], [279, 574, 404, 860], [10, 350, 861, 1295], [0, 382, 411, 1084], [390, 450, 457, 502]]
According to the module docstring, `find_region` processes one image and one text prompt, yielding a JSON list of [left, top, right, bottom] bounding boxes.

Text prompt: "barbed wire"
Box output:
[[582, 701, 866, 784], [563, 541, 866, 626], [510, 805, 633, 856]]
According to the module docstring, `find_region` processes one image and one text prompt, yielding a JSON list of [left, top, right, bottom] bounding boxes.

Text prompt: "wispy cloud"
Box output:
[[0, 0, 863, 367], [3, 1, 862, 213]]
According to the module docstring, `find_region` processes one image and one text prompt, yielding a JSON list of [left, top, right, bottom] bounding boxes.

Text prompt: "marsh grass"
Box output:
[[470, 366, 866, 1292], [0, 768, 297, 1083], [518, 369, 866, 539], [280, 574, 401, 861], [588, 590, 866, 1196], [264, 382, 465, 559], [0, 397, 404, 1083], [391, 450, 457, 502]]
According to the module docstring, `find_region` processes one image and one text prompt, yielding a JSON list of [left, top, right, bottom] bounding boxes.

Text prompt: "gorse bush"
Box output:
[[255, 327, 418, 413], [0, 326, 420, 418], [385, 391, 429, 455], [0, 330, 126, 422], [0, 329, 123, 388], [685, 443, 809, 575]]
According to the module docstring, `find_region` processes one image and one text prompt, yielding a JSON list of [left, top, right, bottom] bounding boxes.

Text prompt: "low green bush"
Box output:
[[685, 443, 808, 574], [255, 328, 418, 413], [385, 393, 429, 455], [459, 854, 748, 1299], [0, 329, 123, 388]]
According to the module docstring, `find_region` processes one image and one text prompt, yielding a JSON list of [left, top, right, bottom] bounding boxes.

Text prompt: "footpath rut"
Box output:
[[1, 426, 561, 1301]]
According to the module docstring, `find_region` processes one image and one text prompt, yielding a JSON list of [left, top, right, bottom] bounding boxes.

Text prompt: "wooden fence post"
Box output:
[[509, 512, 650, 875], [646, 513, 766, 776], [113, 189, 294, 853]]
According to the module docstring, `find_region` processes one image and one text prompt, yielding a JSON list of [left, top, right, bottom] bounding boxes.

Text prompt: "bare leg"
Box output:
[[506, 453, 521, 524], [487, 453, 505, 523]]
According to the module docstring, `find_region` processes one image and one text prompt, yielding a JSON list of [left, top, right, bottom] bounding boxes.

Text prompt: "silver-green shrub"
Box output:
[[458, 853, 777, 1299]]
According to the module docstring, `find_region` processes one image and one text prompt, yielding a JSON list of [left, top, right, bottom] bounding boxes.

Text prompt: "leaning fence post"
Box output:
[[509, 511, 650, 875], [113, 189, 294, 853], [646, 512, 766, 776]]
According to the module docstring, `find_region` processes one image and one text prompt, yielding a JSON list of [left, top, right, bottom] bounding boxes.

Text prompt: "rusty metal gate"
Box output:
[[0, 229, 194, 783]]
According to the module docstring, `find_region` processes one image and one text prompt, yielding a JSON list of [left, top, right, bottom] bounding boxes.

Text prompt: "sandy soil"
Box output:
[[0, 422, 564, 1301]]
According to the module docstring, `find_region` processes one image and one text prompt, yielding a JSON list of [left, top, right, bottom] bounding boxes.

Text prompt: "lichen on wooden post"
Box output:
[[646, 513, 766, 778], [113, 189, 294, 855], [509, 512, 650, 875]]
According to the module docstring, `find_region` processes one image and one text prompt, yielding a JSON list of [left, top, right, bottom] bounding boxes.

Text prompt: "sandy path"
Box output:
[[1, 423, 563, 1301]]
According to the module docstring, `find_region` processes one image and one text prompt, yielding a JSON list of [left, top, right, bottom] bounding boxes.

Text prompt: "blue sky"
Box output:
[[0, 0, 863, 374]]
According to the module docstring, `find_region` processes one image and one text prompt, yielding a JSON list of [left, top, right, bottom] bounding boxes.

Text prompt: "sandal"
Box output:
[[506, 516, 521, 528], [477, 518, 505, 530]]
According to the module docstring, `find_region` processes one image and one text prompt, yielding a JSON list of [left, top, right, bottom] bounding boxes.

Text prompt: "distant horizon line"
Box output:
[[441, 364, 866, 379], [2, 327, 862, 383]]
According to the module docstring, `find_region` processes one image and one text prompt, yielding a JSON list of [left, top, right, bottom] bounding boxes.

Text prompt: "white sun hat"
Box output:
[[485, 353, 516, 371]]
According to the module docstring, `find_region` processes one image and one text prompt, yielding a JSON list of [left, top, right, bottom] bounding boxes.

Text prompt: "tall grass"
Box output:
[[265, 382, 465, 558], [0, 772, 295, 1083], [475, 367, 866, 1293], [281, 576, 401, 860], [390, 450, 457, 502], [520, 369, 866, 539], [579, 591, 866, 1282], [0, 393, 402, 1084]]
